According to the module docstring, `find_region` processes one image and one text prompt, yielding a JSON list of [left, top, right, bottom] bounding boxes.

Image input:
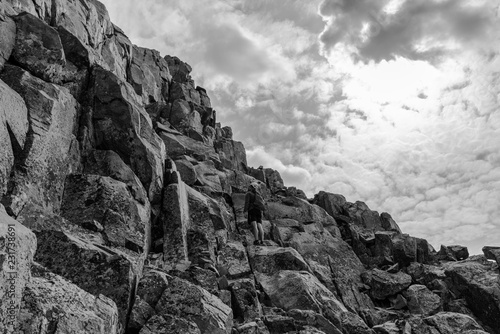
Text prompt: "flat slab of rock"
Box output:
[[12, 12, 66, 83], [92, 66, 166, 204], [18, 264, 119, 334], [0, 79, 28, 197], [0, 65, 80, 216]]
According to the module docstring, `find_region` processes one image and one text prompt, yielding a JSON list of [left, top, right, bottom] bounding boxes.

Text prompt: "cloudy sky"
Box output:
[[100, 0, 500, 255]]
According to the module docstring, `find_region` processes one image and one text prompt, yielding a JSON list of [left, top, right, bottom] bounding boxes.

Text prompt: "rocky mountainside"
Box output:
[[0, 1, 499, 333]]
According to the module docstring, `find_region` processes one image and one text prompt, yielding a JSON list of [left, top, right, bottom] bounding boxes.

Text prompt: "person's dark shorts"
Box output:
[[248, 208, 262, 224]]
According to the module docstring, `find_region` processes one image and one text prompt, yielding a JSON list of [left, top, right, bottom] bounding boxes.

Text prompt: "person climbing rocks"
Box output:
[[244, 183, 266, 245]]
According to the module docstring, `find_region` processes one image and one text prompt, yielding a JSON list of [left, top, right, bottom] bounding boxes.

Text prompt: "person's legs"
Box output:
[[251, 221, 259, 241], [257, 222, 264, 242]]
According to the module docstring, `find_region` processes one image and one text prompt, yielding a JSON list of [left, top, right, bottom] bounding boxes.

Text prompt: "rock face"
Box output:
[[18, 264, 120, 334], [0, 1, 497, 334], [0, 208, 37, 333]]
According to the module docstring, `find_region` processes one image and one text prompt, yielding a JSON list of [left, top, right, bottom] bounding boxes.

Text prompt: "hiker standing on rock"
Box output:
[[244, 183, 266, 245]]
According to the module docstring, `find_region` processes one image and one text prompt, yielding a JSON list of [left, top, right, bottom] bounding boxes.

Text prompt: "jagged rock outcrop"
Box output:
[[0, 1, 497, 333]]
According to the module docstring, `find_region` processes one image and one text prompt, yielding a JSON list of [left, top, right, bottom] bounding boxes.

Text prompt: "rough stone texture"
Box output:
[[215, 137, 247, 172], [229, 278, 261, 323], [159, 128, 219, 162], [100, 25, 132, 83], [11, 12, 67, 83], [404, 285, 441, 316], [265, 196, 339, 237], [174, 158, 197, 186], [162, 171, 190, 264], [236, 321, 270, 334], [444, 259, 500, 334], [361, 269, 412, 300], [288, 309, 341, 334], [128, 45, 171, 104], [247, 245, 310, 276], [406, 263, 446, 288], [380, 213, 402, 233], [136, 269, 170, 308], [155, 275, 233, 334], [33, 230, 137, 332], [0, 65, 80, 216], [92, 66, 166, 204], [218, 241, 251, 279], [408, 312, 487, 334], [483, 246, 500, 266], [255, 270, 349, 331], [165, 55, 192, 83], [61, 174, 150, 253], [288, 229, 373, 313], [139, 314, 201, 334], [0, 9, 15, 70], [0, 209, 37, 333], [18, 264, 119, 334], [83, 149, 149, 205], [128, 296, 155, 333], [0, 79, 29, 197], [438, 245, 469, 261]]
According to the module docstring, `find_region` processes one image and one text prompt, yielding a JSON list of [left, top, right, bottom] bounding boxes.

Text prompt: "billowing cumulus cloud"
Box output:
[[101, 0, 500, 255], [319, 0, 499, 62]]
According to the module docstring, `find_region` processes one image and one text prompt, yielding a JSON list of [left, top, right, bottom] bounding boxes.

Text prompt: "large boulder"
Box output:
[[444, 259, 500, 334], [247, 245, 310, 275], [92, 66, 166, 204], [218, 241, 251, 279], [165, 55, 192, 83], [159, 127, 220, 163], [403, 285, 441, 316], [83, 150, 149, 205], [11, 12, 67, 83], [0, 65, 80, 216], [265, 196, 339, 237], [215, 137, 247, 172], [155, 275, 233, 334], [18, 264, 119, 334], [0, 7, 16, 70], [361, 269, 412, 300], [408, 312, 487, 334], [482, 246, 500, 266], [100, 24, 132, 84], [33, 230, 137, 332], [128, 45, 171, 104], [255, 270, 351, 332], [61, 174, 150, 253], [0, 79, 29, 197], [0, 208, 37, 333], [229, 278, 261, 323], [288, 229, 373, 313]]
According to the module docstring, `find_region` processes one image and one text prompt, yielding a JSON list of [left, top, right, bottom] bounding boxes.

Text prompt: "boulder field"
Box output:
[[0, 1, 499, 333]]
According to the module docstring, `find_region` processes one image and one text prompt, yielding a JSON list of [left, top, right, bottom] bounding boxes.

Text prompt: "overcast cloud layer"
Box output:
[[101, 0, 500, 255]]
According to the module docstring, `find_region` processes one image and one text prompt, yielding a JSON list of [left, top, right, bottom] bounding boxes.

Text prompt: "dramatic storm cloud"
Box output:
[[101, 0, 500, 255]]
